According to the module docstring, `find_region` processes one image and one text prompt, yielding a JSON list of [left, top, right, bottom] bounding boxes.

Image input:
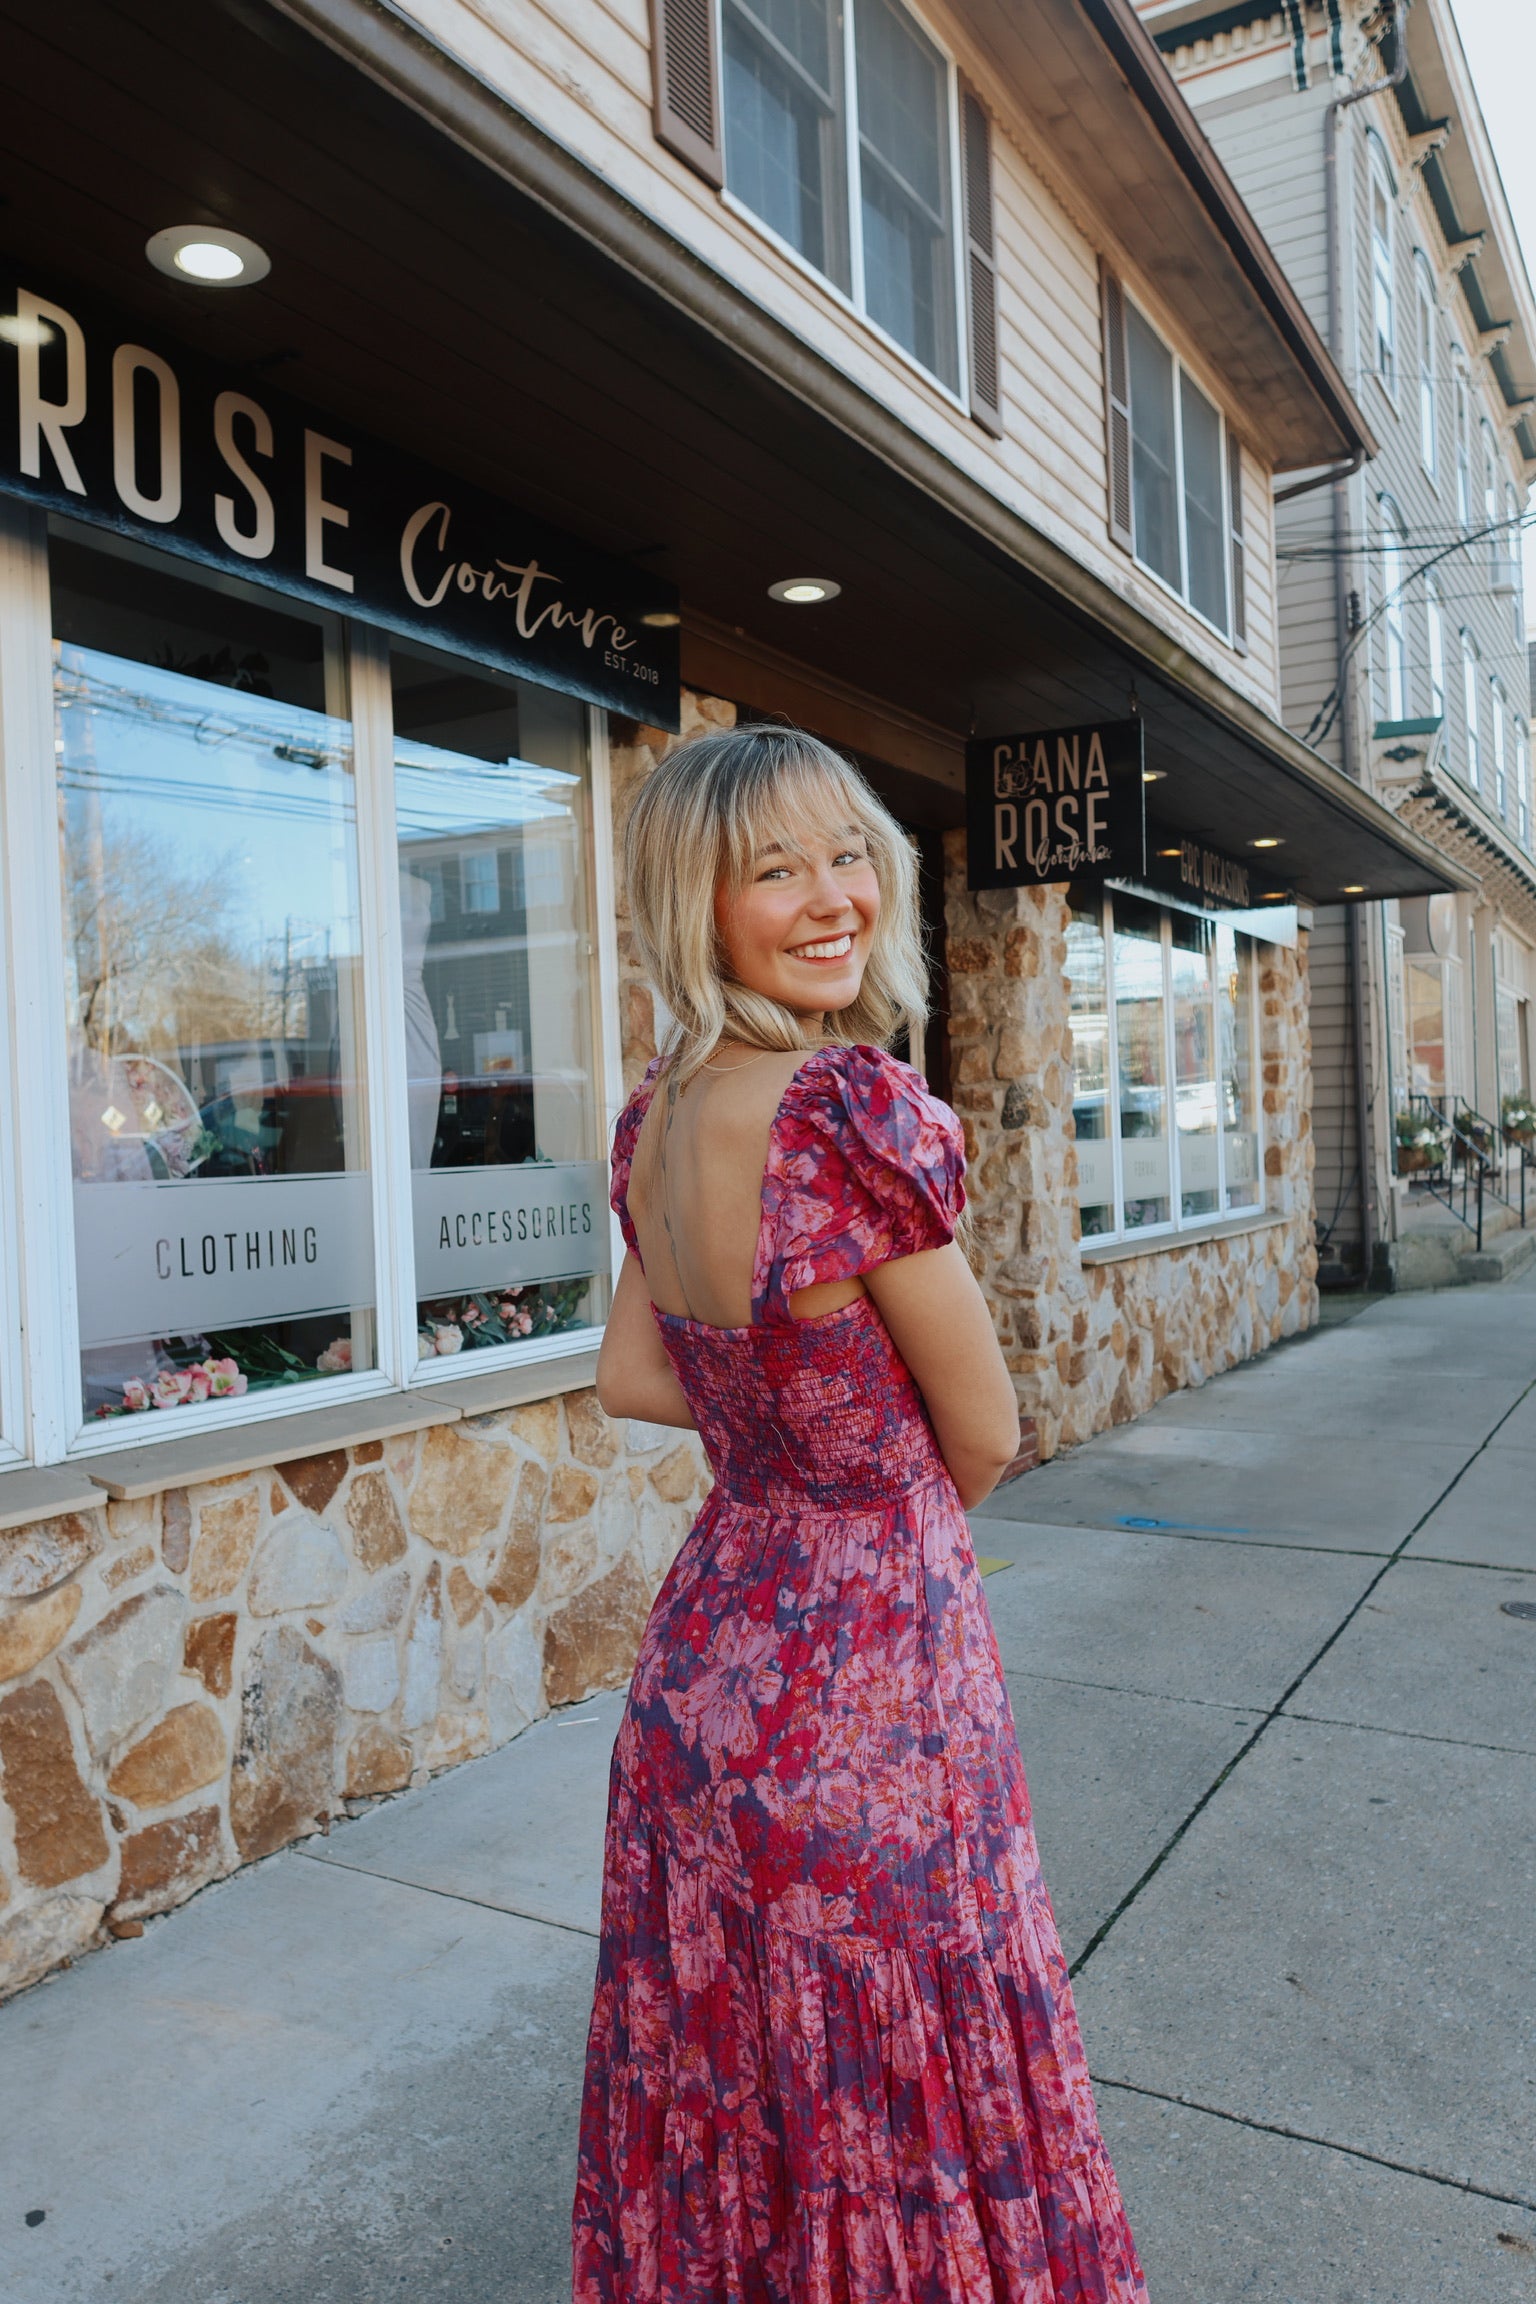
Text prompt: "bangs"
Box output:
[[719, 749, 886, 885]]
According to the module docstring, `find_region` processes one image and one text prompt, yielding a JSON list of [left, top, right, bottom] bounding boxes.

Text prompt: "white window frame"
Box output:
[[1368, 135, 1398, 403], [1462, 627, 1482, 791], [1069, 890, 1267, 1249], [1453, 350, 1471, 527], [0, 501, 623, 1466], [718, 0, 971, 411], [1123, 293, 1234, 641], [1415, 252, 1438, 478], [1518, 721, 1532, 852], [1379, 496, 1408, 722], [1491, 674, 1508, 818], [1483, 421, 1500, 583], [1425, 569, 1446, 719]]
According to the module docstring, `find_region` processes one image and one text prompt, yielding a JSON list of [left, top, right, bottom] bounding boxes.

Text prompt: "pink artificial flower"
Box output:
[[185, 1366, 213, 1402], [205, 1358, 247, 1398], [316, 1338, 353, 1375], [121, 1379, 153, 1414], [151, 1369, 192, 1409], [462, 1303, 485, 1326], [432, 1323, 464, 1356], [513, 1309, 534, 1336]]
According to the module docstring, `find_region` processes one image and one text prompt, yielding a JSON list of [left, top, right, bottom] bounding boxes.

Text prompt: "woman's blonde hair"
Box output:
[[624, 723, 929, 1082]]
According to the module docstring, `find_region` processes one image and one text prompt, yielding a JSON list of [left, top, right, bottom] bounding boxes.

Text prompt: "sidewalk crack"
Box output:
[[1092, 2076, 1536, 2214]]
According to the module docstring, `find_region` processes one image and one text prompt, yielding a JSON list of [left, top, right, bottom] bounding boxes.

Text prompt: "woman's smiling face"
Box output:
[[713, 806, 881, 1022]]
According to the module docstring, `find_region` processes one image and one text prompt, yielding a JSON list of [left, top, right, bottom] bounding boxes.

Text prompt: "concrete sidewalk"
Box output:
[[3, 1280, 1534, 2303]]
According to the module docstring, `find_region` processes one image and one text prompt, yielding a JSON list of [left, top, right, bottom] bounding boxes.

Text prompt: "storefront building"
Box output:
[[0, 0, 1456, 1993], [1141, 0, 1536, 1285]]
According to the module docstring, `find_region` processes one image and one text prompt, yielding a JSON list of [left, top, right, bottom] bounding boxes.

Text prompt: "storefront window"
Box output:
[[52, 525, 372, 1423], [1171, 912, 1218, 1218], [1407, 960, 1446, 1097], [391, 640, 608, 1364], [1114, 896, 1171, 1229], [1067, 891, 1266, 1245], [1216, 922, 1261, 1208], [1066, 904, 1113, 1235]]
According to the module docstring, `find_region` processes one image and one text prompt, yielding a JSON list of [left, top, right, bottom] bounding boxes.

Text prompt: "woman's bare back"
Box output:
[[626, 1048, 866, 1329]]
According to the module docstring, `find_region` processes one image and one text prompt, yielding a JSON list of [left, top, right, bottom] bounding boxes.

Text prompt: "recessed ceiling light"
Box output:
[[146, 225, 271, 289], [1250, 836, 1283, 849], [1156, 846, 1181, 857], [1142, 769, 1166, 783], [1341, 883, 1367, 894], [1261, 890, 1290, 900], [640, 610, 681, 629], [768, 577, 841, 605]]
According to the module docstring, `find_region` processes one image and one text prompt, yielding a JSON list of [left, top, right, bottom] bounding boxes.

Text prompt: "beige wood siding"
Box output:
[[392, 0, 1285, 719]]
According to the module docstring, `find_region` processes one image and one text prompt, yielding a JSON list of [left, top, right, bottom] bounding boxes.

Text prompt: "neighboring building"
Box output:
[[1137, 0, 1536, 1283], [0, 0, 1452, 1992]]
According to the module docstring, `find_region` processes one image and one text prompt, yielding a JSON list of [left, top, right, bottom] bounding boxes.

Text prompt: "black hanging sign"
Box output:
[[0, 270, 680, 725], [966, 717, 1146, 891]]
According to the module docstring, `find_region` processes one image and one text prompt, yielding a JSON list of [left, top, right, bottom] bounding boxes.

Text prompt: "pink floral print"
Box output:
[[573, 1045, 1147, 2303]]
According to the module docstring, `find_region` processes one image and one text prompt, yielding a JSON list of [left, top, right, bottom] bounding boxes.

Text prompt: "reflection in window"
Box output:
[[1408, 960, 1446, 1096], [1064, 892, 1265, 1242], [1066, 905, 1113, 1236], [391, 639, 606, 1362], [1114, 897, 1171, 1230], [1180, 371, 1228, 632], [1216, 922, 1260, 1207], [1171, 912, 1218, 1218], [1127, 305, 1181, 594], [51, 525, 371, 1423], [723, 0, 850, 291], [855, 0, 958, 388]]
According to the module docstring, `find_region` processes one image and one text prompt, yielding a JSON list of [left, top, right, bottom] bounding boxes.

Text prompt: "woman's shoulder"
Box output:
[[785, 1042, 963, 1161]]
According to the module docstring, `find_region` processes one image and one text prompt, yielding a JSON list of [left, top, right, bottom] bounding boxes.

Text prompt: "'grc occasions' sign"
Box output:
[[966, 719, 1146, 891], [0, 271, 680, 724]]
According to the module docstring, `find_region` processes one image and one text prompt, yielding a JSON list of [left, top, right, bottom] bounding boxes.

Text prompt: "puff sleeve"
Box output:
[[756, 1044, 966, 1324]]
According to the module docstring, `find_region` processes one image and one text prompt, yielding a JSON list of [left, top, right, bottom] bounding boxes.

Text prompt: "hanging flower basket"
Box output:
[[1395, 1112, 1448, 1175], [1396, 1142, 1439, 1176], [1501, 1095, 1536, 1147]]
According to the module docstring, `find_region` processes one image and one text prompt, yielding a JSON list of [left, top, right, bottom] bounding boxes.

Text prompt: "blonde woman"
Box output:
[[574, 725, 1146, 2303]]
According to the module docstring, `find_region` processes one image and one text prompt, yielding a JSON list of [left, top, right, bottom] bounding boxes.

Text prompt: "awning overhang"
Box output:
[[0, 0, 1458, 907]]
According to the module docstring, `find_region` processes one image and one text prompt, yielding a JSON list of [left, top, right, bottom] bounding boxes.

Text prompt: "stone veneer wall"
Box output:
[[943, 840, 1318, 1458], [0, 1402, 709, 1995]]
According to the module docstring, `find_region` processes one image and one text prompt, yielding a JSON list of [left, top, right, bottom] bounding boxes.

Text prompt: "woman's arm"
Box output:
[[595, 1252, 697, 1429], [863, 1243, 1021, 1508]]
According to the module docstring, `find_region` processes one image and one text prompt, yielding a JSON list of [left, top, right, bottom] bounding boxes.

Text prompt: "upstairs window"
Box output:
[[1108, 288, 1233, 636], [1462, 629, 1482, 790], [1380, 500, 1408, 721], [1518, 722, 1532, 850], [1415, 253, 1438, 476], [1492, 675, 1508, 817], [1369, 139, 1397, 398], [1453, 353, 1471, 526], [1425, 570, 1446, 718], [1484, 423, 1500, 582], [721, 0, 963, 393]]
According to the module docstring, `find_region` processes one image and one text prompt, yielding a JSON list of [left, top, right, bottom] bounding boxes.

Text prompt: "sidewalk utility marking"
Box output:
[[1115, 1514, 1257, 1535], [975, 1557, 1012, 1577]]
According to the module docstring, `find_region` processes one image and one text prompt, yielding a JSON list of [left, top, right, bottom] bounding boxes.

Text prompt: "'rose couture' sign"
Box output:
[[0, 270, 680, 724], [965, 718, 1146, 891]]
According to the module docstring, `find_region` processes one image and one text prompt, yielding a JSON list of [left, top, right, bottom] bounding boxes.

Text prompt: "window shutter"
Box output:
[[1228, 431, 1248, 651], [960, 87, 1003, 438], [649, 0, 723, 187], [1101, 266, 1134, 552]]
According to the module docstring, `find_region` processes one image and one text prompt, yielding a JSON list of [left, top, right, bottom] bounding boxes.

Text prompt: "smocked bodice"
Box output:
[[655, 1299, 948, 1510], [611, 1044, 967, 1514]]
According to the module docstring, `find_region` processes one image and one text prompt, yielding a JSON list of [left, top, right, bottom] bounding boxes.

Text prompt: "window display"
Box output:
[[1065, 889, 1265, 1244], [391, 639, 608, 1364], [52, 524, 372, 1420]]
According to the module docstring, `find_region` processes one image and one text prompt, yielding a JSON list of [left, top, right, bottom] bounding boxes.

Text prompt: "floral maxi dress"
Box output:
[[573, 1045, 1148, 2304]]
